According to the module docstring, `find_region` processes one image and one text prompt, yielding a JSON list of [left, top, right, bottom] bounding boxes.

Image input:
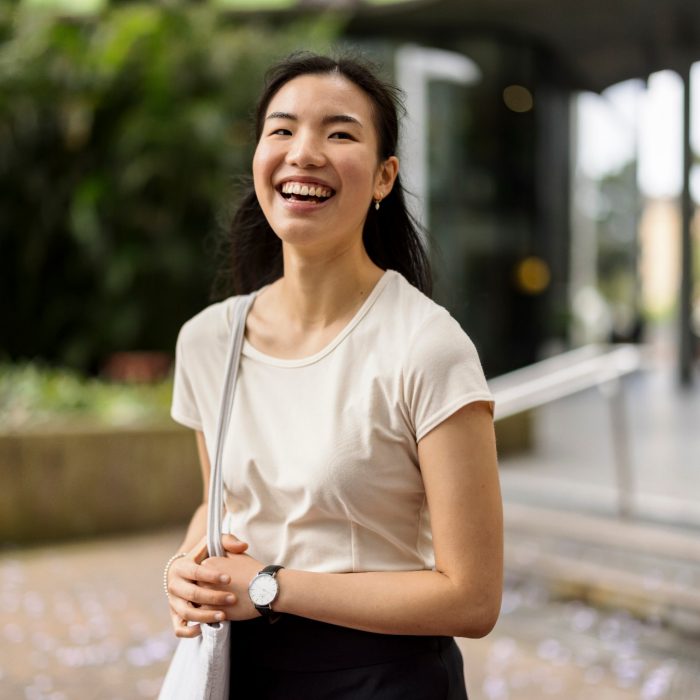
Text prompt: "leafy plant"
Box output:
[[0, 362, 173, 429], [0, 3, 339, 371]]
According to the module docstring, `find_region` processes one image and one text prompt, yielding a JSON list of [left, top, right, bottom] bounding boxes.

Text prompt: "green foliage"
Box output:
[[0, 3, 340, 371], [0, 362, 173, 429]]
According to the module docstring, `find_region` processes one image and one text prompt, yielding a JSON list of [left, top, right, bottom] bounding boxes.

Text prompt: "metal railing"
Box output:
[[488, 344, 646, 518]]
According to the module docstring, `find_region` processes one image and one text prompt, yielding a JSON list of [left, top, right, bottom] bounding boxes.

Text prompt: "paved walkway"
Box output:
[[2, 523, 699, 700]]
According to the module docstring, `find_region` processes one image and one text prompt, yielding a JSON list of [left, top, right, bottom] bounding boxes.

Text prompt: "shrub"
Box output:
[[0, 3, 338, 371]]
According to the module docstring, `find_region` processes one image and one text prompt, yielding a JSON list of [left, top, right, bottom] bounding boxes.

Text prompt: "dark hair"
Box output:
[[213, 52, 432, 298]]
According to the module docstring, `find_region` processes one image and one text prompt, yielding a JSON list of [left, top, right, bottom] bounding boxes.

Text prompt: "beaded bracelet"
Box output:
[[163, 552, 188, 597]]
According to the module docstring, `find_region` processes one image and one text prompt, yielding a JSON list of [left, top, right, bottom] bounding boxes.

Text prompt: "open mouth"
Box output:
[[278, 181, 335, 204]]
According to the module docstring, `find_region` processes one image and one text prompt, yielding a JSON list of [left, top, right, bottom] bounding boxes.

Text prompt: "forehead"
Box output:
[[266, 73, 375, 123]]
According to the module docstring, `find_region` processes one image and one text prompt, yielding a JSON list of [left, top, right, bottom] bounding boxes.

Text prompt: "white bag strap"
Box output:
[[207, 293, 256, 559]]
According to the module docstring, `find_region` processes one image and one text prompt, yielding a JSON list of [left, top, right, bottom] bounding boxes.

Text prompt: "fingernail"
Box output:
[[225, 595, 235, 604], [219, 575, 230, 583], [215, 612, 225, 621]]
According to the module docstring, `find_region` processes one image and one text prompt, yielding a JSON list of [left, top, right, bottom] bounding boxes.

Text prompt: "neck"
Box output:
[[275, 241, 384, 330]]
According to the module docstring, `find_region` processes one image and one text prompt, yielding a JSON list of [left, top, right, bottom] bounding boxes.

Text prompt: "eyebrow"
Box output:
[[265, 111, 363, 128]]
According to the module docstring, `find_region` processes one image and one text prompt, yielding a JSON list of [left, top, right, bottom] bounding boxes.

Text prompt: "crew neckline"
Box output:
[[241, 270, 395, 368]]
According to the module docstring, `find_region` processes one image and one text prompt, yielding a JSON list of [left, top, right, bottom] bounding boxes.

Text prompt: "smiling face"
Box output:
[[252, 73, 398, 254]]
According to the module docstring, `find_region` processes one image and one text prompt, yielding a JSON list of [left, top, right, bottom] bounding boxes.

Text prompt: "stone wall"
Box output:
[[0, 425, 200, 545]]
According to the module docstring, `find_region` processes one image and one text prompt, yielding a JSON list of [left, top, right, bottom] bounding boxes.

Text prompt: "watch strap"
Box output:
[[253, 565, 284, 623]]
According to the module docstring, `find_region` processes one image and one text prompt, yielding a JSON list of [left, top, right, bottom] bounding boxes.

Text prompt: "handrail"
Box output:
[[489, 344, 645, 421], [487, 343, 647, 518]]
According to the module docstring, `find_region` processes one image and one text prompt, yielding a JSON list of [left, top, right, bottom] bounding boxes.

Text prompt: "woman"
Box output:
[[164, 52, 502, 699]]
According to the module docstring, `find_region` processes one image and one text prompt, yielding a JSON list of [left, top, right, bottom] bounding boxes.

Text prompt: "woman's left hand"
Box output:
[[198, 535, 264, 621]]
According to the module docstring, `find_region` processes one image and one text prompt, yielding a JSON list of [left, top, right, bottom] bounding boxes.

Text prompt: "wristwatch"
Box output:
[[248, 564, 284, 621]]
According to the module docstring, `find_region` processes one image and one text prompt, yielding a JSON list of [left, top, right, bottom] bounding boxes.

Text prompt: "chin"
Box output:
[[274, 224, 329, 247]]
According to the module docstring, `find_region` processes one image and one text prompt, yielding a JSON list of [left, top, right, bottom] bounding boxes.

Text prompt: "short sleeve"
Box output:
[[402, 311, 494, 442], [171, 322, 204, 431]]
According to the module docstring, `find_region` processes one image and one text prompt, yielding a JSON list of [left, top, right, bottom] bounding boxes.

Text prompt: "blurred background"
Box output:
[[1, 0, 699, 698]]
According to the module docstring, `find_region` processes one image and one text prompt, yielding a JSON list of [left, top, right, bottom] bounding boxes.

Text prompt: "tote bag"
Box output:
[[159, 293, 255, 700]]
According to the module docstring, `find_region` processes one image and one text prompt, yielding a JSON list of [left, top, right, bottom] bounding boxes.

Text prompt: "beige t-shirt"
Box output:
[[171, 270, 493, 573]]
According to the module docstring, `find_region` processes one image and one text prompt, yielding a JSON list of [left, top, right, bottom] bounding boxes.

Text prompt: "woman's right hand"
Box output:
[[165, 535, 249, 638]]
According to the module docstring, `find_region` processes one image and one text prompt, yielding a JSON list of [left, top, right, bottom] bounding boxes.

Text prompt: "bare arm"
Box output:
[[175, 431, 211, 553], [208, 401, 503, 638]]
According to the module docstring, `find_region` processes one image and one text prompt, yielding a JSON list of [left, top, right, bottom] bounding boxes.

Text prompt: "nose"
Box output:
[[285, 129, 325, 168]]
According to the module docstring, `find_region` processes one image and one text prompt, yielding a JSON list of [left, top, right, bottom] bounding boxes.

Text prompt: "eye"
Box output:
[[270, 128, 292, 136], [329, 131, 354, 141]]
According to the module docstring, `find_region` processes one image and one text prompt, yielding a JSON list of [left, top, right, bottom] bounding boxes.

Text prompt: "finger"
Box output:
[[222, 532, 246, 543], [173, 560, 230, 586], [191, 538, 209, 565], [176, 626, 202, 639], [221, 534, 249, 552], [222, 543, 248, 554], [169, 580, 236, 607], [222, 541, 248, 554], [170, 597, 228, 625], [170, 612, 201, 639]]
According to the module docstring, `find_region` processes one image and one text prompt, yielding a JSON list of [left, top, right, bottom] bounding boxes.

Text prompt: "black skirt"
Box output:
[[228, 614, 469, 699]]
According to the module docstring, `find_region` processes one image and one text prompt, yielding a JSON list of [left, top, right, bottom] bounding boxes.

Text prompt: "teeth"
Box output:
[[281, 182, 332, 198]]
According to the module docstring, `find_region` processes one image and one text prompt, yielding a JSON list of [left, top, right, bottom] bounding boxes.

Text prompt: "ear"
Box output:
[[373, 155, 399, 201]]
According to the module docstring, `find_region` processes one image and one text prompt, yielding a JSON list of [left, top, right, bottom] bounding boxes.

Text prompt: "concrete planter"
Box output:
[[494, 411, 533, 455], [0, 423, 200, 545]]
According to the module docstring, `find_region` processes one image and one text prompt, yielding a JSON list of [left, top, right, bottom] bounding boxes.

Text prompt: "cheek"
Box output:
[[342, 158, 378, 197], [252, 146, 274, 199]]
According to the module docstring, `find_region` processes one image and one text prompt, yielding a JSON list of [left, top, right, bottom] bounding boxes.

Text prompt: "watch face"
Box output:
[[249, 573, 279, 607]]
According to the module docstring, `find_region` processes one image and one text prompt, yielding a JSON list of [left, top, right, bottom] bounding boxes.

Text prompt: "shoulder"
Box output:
[[382, 275, 493, 439], [176, 297, 238, 356], [380, 271, 478, 359], [381, 269, 441, 321]]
